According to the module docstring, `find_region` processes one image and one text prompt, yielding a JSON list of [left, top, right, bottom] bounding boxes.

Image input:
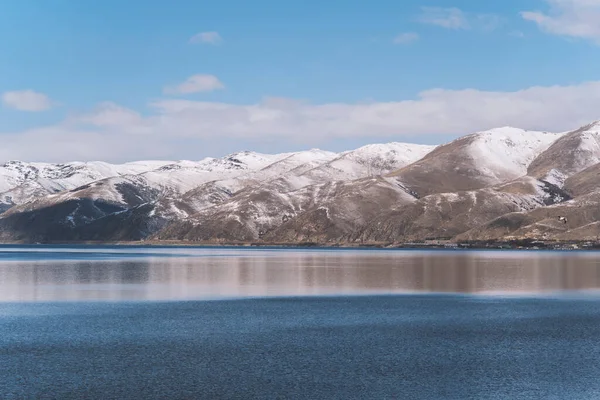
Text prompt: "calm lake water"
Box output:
[[2, 246, 600, 399], [2, 245, 600, 301]]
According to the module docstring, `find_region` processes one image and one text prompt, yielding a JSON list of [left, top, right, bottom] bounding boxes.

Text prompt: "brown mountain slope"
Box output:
[[528, 121, 600, 187], [456, 192, 600, 242], [356, 177, 569, 243], [563, 162, 600, 197]]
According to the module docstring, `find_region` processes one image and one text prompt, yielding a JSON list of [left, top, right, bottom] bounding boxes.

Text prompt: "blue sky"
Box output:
[[1, 0, 600, 162]]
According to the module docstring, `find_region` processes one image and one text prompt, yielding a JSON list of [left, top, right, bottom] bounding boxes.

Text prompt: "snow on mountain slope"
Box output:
[[0, 150, 297, 229], [11, 144, 420, 242], [156, 176, 418, 242], [244, 142, 438, 196], [468, 127, 562, 180], [137, 151, 286, 196], [169, 149, 339, 216], [256, 149, 338, 180], [389, 127, 562, 197], [528, 121, 600, 187], [199, 149, 337, 193], [195, 151, 289, 173], [0, 142, 432, 213], [301, 142, 436, 184], [0, 160, 174, 206], [166, 144, 433, 218], [0, 151, 287, 209], [0, 160, 172, 192]]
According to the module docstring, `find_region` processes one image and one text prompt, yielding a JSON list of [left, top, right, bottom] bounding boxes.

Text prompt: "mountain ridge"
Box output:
[[2, 122, 600, 245]]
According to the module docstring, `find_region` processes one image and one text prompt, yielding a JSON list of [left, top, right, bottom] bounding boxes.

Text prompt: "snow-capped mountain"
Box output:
[[1, 151, 295, 219], [0, 160, 173, 206], [0, 160, 172, 193], [133, 151, 288, 196], [174, 143, 436, 238], [0, 151, 291, 211], [5, 121, 600, 245], [187, 149, 339, 198], [389, 127, 562, 197], [250, 142, 436, 195], [142, 144, 432, 220], [302, 142, 436, 182]]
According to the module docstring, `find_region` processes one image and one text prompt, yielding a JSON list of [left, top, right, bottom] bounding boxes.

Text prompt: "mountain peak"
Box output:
[[483, 126, 523, 132], [581, 120, 600, 132], [478, 126, 555, 136]]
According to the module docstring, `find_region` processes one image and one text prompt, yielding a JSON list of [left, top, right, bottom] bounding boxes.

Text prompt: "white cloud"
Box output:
[[163, 74, 225, 95], [418, 7, 503, 31], [393, 32, 420, 44], [189, 31, 222, 45], [521, 0, 600, 42], [418, 7, 469, 29], [145, 81, 600, 139], [2, 90, 54, 111], [74, 102, 143, 127], [3, 81, 600, 162]]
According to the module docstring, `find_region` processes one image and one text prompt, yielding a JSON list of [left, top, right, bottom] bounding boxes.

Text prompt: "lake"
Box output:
[[1, 246, 600, 399]]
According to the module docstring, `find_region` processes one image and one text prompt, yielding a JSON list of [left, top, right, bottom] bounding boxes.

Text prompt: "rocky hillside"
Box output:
[[3, 121, 600, 245]]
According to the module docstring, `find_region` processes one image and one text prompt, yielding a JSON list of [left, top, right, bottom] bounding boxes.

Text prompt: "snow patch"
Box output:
[[543, 169, 568, 188], [468, 127, 562, 181]]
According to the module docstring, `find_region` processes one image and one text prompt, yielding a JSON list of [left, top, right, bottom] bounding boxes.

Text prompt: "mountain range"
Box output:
[[2, 121, 600, 245]]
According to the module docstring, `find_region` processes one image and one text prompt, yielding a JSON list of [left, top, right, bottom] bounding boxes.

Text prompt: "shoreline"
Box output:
[[0, 239, 598, 251]]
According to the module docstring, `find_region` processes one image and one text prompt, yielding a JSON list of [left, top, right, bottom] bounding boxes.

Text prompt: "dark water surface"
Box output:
[[2, 246, 600, 399]]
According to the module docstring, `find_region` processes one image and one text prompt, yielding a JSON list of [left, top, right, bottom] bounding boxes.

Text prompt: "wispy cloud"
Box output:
[[393, 32, 420, 44], [189, 31, 222, 45], [2, 90, 54, 111], [5, 81, 600, 162], [163, 74, 225, 95], [521, 0, 600, 43], [418, 7, 503, 31], [418, 7, 469, 29], [75, 102, 142, 127]]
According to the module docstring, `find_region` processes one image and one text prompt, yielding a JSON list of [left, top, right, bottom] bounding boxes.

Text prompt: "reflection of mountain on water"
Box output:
[[2, 250, 600, 301]]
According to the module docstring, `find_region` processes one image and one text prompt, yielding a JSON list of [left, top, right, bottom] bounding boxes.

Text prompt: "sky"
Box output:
[[1, 0, 600, 162]]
